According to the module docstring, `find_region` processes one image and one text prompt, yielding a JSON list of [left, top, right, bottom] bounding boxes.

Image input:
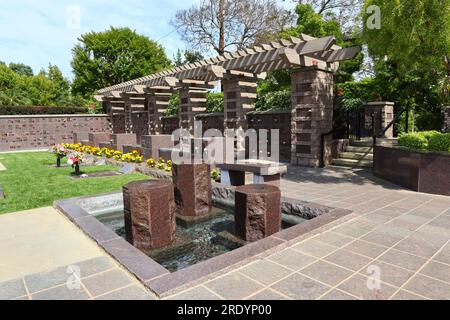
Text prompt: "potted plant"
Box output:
[[68, 153, 83, 175], [52, 144, 69, 167]]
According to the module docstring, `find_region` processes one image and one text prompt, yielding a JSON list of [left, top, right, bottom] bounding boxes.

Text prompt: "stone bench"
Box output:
[[217, 160, 287, 187]]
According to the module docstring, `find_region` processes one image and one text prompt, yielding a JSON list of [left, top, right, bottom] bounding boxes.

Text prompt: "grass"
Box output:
[[0, 152, 148, 214]]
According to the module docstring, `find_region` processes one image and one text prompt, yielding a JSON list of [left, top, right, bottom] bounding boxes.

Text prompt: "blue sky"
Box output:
[[0, 0, 295, 80]]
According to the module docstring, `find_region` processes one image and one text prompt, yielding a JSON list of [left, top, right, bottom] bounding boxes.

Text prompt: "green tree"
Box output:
[[362, 0, 450, 130], [173, 50, 204, 67], [362, 0, 450, 74], [71, 27, 171, 98], [9, 63, 33, 77]]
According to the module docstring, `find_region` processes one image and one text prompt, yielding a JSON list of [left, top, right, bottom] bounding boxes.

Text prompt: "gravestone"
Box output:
[[119, 164, 135, 174], [123, 180, 176, 251], [235, 184, 281, 242]]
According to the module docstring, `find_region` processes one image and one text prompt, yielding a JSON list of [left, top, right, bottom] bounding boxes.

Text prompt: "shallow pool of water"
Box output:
[[96, 207, 241, 272]]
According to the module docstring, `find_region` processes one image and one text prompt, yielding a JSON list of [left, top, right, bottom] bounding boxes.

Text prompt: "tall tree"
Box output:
[[362, 0, 450, 130], [71, 27, 171, 98], [363, 0, 449, 75], [173, 50, 204, 67], [171, 0, 291, 55], [288, 0, 364, 33], [9, 63, 34, 77]]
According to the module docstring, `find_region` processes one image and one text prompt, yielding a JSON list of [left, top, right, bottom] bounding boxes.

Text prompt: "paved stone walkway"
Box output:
[[0, 207, 155, 300], [1, 167, 449, 300], [164, 167, 450, 300]]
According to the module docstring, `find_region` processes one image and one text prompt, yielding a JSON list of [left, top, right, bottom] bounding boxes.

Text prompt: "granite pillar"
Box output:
[[172, 163, 212, 217], [123, 180, 176, 251], [234, 184, 281, 242]]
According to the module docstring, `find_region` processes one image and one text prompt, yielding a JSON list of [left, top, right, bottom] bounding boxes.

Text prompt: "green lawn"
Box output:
[[0, 152, 148, 214]]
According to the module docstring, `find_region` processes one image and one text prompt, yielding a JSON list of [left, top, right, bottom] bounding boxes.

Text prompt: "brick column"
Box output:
[[123, 97, 132, 134], [223, 78, 257, 130], [291, 67, 334, 167], [147, 92, 171, 135], [179, 87, 207, 134], [365, 101, 395, 138], [443, 106, 450, 133]]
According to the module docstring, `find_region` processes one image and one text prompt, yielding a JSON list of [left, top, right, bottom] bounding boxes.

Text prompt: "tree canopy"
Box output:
[[71, 27, 171, 98], [0, 63, 84, 107], [363, 0, 450, 74], [171, 0, 290, 55]]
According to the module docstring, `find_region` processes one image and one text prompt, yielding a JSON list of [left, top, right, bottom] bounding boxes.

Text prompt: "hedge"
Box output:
[[398, 131, 450, 152], [0, 105, 89, 115]]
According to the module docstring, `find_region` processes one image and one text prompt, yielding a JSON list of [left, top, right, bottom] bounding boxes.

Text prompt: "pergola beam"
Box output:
[[98, 34, 360, 95]]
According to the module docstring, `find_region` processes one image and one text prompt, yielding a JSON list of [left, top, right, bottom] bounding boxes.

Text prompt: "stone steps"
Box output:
[[345, 146, 373, 153], [331, 158, 373, 168], [339, 152, 373, 161]]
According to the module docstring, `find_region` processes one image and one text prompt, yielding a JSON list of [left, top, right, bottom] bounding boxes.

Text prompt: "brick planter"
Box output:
[[373, 146, 450, 196]]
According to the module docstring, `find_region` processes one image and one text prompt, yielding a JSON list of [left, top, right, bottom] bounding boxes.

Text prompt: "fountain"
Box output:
[[122, 180, 176, 251]]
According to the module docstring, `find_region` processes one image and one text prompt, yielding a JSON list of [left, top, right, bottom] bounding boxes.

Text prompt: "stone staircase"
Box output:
[[331, 138, 398, 169], [332, 139, 374, 168]]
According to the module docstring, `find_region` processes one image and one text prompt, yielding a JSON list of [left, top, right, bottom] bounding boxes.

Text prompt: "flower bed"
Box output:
[[62, 143, 173, 175]]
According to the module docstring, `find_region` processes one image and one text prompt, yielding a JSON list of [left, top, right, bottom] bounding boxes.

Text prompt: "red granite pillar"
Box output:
[[235, 184, 281, 242], [123, 180, 176, 252], [172, 163, 212, 217]]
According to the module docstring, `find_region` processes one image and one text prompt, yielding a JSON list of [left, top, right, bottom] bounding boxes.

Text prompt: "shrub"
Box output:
[[428, 133, 450, 152], [421, 130, 440, 141], [398, 132, 428, 150], [0, 105, 89, 115], [255, 89, 291, 111]]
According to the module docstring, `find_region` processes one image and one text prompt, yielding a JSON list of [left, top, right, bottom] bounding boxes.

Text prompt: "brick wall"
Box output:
[[0, 114, 111, 151]]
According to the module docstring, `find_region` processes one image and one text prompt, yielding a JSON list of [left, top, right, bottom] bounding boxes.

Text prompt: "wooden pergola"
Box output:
[[97, 34, 360, 167]]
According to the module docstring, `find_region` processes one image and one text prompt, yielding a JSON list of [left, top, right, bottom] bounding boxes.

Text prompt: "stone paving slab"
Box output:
[[1, 166, 450, 300], [0, 207, 155, 300], [0, 207, 105, 282], [0, 161, 6, 171], [165, 167, 450, 300], [0, 255, 156, 300]]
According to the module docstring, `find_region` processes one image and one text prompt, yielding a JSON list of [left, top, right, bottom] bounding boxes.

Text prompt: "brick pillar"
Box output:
[[124, 97, 132, 134], [223, 78, 257, 130], [110, 101, 126, 134], [365, 102, 395, 138], [443, 106, 450, 133], [291, 67, 334, 167], [179, 87, 207, 134]]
